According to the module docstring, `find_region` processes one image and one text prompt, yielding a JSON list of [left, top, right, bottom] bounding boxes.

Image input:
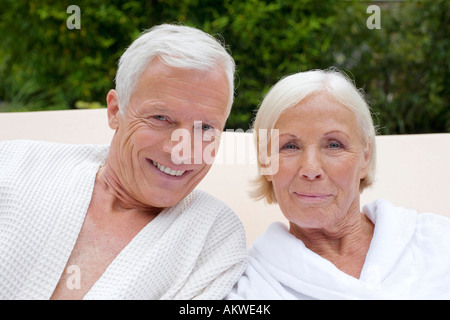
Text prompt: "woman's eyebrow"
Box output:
[[278, 133, 298, 140], [324, 130, 351, 138]]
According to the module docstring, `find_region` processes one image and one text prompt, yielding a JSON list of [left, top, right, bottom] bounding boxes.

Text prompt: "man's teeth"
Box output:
[[152, 161, 185, 177]]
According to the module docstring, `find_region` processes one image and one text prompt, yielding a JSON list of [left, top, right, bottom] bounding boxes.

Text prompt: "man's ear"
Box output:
[[106, 89, 120, 130]]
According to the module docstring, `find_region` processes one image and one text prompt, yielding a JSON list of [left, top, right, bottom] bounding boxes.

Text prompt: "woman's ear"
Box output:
[[106, 89, 120, 130], [360, 139, 371, 179]]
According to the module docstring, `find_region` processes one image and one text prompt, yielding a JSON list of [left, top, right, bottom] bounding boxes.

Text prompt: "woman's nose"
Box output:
[[299, 149, 324, 180]]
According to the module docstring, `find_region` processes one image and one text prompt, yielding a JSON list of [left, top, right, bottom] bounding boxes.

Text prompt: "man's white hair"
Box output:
[[115, 24, 235, 116]]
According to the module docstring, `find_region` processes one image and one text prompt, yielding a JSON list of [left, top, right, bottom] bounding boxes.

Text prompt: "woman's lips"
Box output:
[[293, 192, 334, 201]]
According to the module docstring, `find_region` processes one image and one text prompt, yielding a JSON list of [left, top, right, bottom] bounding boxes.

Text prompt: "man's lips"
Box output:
[[147, 158, 192, 177]]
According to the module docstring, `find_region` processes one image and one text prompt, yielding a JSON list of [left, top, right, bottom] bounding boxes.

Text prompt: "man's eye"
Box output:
[[194, 122, 214, 132], [202, 124, 213, 131], [154, 115, 167, 121]]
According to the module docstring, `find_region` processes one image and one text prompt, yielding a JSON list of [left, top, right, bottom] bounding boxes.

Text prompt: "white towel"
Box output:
[[228, 199, 450, 299]]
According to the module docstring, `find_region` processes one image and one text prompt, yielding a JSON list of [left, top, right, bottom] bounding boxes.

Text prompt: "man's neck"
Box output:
[[95, 165, 164, 217]]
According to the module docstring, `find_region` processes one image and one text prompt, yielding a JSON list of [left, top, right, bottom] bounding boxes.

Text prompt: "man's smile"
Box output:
[[148, 158, 189, 177]]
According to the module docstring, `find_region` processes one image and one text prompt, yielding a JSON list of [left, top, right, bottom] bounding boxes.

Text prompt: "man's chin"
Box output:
[[143, 187, 195, 209]]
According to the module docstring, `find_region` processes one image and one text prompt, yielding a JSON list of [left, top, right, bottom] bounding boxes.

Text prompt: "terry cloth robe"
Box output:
[[227, 199, 450, 300], [0, 140, 247, 300]]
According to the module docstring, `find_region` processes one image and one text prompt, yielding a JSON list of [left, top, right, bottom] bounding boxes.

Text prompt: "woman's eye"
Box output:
[[328, 141, 342, 149], [282, 143, 297, 150]]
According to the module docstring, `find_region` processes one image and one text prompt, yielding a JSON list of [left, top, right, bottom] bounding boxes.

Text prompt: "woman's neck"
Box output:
[[290, 213, 374, 279]]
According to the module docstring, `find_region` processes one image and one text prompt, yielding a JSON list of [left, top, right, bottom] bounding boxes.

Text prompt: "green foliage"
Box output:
[[0, 0, 448, 133], [324, 0, 449, 134], [0, 0, 138, 111], [217, 0, 338, 129]]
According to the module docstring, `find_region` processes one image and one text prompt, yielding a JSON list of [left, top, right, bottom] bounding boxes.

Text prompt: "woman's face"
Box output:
[[267, 92, 371, 235]]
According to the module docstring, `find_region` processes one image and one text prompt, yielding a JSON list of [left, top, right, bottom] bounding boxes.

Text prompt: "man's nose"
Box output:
[[164, 128, 195, 165]]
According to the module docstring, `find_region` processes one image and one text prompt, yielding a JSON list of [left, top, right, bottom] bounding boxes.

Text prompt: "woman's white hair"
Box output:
[[251, 68, 378, 204], [115, 23, 235, 116]]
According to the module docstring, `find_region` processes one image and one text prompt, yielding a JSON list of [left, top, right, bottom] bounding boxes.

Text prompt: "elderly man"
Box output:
[[0, 24, 247, 300]]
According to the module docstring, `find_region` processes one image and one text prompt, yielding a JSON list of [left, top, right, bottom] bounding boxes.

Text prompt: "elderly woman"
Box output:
[[228, 69, 450, 299]]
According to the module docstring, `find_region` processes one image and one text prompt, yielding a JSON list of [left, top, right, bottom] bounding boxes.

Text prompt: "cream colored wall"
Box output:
[[1, 109, 449, 245]]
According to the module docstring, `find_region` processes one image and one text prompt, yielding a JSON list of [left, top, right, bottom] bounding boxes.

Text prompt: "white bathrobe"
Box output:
[[0, 140, 247, 300], [228, 199, 450, 300]]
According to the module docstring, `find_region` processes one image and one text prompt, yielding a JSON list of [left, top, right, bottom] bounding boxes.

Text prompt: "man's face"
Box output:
[[106, 58, 230, 208]]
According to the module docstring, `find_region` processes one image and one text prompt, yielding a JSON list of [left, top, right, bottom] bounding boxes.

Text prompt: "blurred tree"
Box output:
[[0, 0, 448, 133], [217, 0, 337, 129], [0, 0, 141, 111], [324, 0, 449, 134]]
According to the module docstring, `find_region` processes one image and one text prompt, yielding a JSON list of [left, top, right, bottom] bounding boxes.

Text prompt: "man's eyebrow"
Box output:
[[140, 102, 223, 128], [203, 118, 222, 127], [140, 102, 172, 114]]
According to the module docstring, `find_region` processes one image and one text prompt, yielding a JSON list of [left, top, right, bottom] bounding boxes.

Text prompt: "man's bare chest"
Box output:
[[50, 213, 127, 299], [50, 206, 154, 299]]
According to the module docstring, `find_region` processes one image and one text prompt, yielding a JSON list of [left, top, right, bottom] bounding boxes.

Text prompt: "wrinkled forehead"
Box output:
[[129, 60, 231, 125], [140, 59, 227, 96], [273, 92, 366, 143], [276, 92, 356, 125]]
